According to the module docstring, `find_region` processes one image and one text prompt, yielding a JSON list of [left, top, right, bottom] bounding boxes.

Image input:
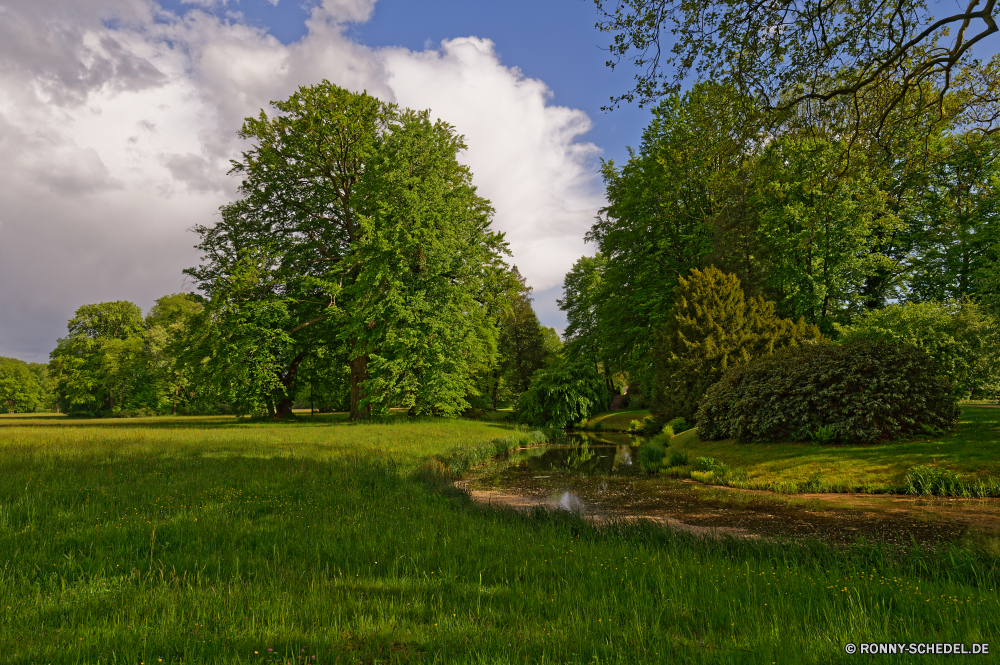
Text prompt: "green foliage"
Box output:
[[185, 82, 509, 419], [660, 416, 689, 438], [905, 465, 964, 497], [694, 456, 729, 475], [750, 137, 898, 331], [516, 357, 611, 429], [652, 266, 823, 423], [0, 358, 44, 413], [48, 301, 154, 416], [481, 267, 556, 410], [666, 449, 689, 467], [636, 440, 666, 472], [836, 299, 1000, 399], [697, 339, 961, 444], [906, 136, 1000, 303]]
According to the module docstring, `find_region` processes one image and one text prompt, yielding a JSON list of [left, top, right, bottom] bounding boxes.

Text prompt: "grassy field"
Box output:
[[1, 413, 998, 663], [662, 406, 1000, 493], [581, 409, 651, 431]]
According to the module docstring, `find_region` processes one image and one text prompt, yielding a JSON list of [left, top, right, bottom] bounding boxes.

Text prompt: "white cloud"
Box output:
[[383, 37, 603, 290], [0, 0, 603, 361]]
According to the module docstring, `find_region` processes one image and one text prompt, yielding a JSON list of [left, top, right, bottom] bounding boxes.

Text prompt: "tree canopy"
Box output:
[[0, 357, 45, 413], [594, 0, 1000, 138], [184, 82, 512, 419]]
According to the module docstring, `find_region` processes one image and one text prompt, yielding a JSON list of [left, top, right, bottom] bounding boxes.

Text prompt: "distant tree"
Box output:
[[652, 267, 823, 423], [905, 136, 1000, 302], [836, 300, 1000, 399], [582, 84, 742, 390], [0, 357, 44, 413], [499, 268, 551, 393], [26, 362, 55, 411], [749, 136, 897, 332], [146, 293, 205, 415], [558, 254, 606, 367], [516, 357, 610, 429], [48, 301, 152, 416]]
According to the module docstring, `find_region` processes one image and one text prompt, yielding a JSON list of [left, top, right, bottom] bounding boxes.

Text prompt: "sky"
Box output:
[[0, 0, 652, 363]]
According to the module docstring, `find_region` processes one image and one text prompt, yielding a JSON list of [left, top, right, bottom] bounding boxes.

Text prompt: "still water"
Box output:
[[460, 433, 996, 546]]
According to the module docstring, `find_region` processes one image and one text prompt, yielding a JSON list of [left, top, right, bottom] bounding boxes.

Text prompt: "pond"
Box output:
[[459, 433, 1000, 547]]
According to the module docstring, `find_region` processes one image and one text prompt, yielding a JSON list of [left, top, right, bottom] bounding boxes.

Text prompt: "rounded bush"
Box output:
[[696, 339, 960, 444]]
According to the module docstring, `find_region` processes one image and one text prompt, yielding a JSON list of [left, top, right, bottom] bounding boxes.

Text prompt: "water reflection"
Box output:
[[461, 434, 978, 546], [613, 445, 633, 469]]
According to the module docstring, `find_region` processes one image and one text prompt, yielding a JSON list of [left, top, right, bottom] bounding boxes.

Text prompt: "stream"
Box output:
[[459, 433, 1000, 547]]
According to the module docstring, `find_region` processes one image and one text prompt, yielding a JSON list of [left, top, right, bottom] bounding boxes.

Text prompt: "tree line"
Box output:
[[10, 83, 560, 419], [558, 81, 1000, 411]]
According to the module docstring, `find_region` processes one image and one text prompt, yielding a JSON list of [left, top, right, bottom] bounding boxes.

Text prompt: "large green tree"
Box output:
[[185, 82, 510, 419], [836, 300, 1000, 399], [0, 357, 44, 413], [578, 83, 736, 389], [146, 293, 205, 415], [48, 301, 152, 416], [748, 136, 898, 331]]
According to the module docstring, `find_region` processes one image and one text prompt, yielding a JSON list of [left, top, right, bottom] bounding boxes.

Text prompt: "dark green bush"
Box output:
[[667, 449, 689, 467], [696, 339, 960, 444]]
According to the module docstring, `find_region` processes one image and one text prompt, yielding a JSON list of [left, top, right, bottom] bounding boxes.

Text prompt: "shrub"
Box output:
[[836, 299, 1000, 399], [667, 450, 689, 467], [694, 456, 729, 475], [516, 357, 610, 428], [905, 465, 964, 497], [637, 440, 666, 472], [651, 267, 823, 423], [697, 338, 961, 444], [628, 416, 654, 433]]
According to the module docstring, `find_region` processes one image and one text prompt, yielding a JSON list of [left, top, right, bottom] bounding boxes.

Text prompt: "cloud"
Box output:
[[0, 0, 602, 361], [382, 38, 603, 291]]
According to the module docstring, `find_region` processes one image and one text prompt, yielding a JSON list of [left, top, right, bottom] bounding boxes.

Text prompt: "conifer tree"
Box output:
[[652, 267, 822, 422]]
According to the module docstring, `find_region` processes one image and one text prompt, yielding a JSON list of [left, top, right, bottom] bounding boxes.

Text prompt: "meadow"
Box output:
[[0, 413, 998, 664], [662, 407, 1000, 493]]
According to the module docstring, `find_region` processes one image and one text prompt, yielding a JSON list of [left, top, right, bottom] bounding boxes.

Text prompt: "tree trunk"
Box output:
[[275, 396, 295, 419], [274, 353, 307, 419], [349, 354, 370, 420]]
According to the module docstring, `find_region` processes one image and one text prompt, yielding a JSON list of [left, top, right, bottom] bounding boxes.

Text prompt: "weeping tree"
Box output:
[[185, 82, 510, 419]]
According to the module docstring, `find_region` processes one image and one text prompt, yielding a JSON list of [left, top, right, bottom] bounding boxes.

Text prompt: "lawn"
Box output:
[[581, 409, 651, 431], [664, 406, 1000, 493], [0, 413, 997, 663]]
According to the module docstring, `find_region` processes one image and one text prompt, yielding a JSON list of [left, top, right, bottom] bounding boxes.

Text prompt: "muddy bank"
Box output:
[[459, 440, 1000, 547]]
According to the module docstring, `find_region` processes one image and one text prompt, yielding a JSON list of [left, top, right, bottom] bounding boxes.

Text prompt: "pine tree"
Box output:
[[651, 267, 822, 421]]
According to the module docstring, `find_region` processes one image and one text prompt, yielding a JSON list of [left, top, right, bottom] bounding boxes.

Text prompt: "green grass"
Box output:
[[1, 413, 998, 663], [662, 407, 1000, 494], [581, 409, 651, 431]]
